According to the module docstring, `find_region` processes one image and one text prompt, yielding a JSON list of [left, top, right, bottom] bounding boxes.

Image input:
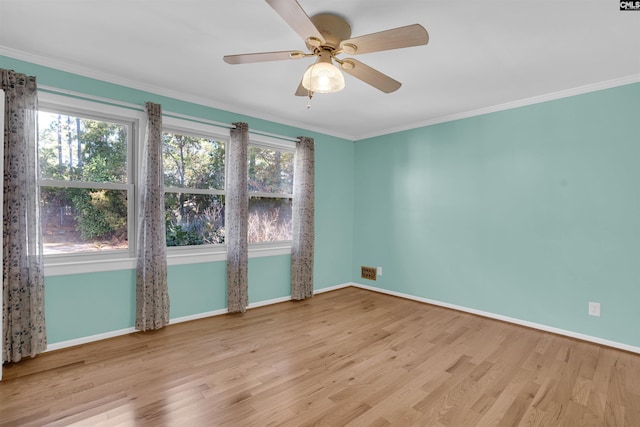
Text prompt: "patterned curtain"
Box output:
[[135, 102, 169, 331], [291, 136, 315, 300], [226, 122, 249, 313], [2, 69, 46, 363]]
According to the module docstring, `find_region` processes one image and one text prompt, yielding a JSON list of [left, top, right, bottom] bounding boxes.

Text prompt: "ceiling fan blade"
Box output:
[[223, 50, 305, 64], [295, 79, 309, 97], [340, 24, 428, 55], [341, 59, 401, 93], [266, 0, 325, 45]]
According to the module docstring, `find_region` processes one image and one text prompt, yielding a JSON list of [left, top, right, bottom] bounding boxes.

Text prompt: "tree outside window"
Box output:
[[38, 111, 130, 254], [247, 144, 293, 243], [163, 131, 225, 247]]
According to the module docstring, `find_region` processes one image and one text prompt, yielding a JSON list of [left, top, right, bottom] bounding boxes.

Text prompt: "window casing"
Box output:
[[38, 94, 141, 264], [247, 139, 294, 244], [162, 117, 227, 251], [38, 93, 294, 275]]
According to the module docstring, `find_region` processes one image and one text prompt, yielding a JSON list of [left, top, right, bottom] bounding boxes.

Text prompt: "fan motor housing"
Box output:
[[308, 14, 352, 50]]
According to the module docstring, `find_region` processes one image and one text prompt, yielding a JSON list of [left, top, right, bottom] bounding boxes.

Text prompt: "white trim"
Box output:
[[248, 243, 291, 258], [41, 85, 299, 145], [43, 282, 352, 351], [164, 186, 225, 196], [45, 327, 137, 352], [162, 111, 232, 131], [354, 74, 640, 140], [37, 92, 292, 275], [44, 244, 291, 275], [350, 282, 640, 355], [40, 179, 132, 191], [17, 47, 640, 142], [314, 282, 352, 294], [249, 191, 293, 199], [44, 281, 639, 356], [169, 308, 229, 325], [5, 48, 638, 141], [250, 130, 298, 143], [250, 133, 297, 150], [39, 85, 142, 111], [38, 92, 143, 261], [38, 91, 146, 123], [44, 257, 136, 276], [165, 247, 227, 266], [247, 296, 292, 309], [162, 114, 231, 140]]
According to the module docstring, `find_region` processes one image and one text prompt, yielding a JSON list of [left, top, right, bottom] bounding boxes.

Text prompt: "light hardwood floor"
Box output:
[[1, 287, 639, 426]]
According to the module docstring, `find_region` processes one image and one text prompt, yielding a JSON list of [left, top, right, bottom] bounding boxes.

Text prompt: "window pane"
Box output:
[[165, 193, 225, 246], [248, 146, 293, 195], [163, 132, 225, 190], [38, 112, 128, 183], [41, 187, 128, 254], [248, 197, 292, 243]]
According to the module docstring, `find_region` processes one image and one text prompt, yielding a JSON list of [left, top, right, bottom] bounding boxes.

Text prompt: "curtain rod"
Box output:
[[38, 85, 301, 142]]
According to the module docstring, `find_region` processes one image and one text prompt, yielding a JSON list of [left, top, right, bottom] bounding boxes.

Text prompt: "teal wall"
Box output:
[[1, 55, 355, 345], [353, 83, 640, 347], [45, 270, 136, 343], [3, 54, 639, 350]]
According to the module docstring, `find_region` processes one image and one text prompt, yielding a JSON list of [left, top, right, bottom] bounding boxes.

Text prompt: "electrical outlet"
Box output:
[[377, 267, 382, 276], [361, 266, 377, 281], [588, 302, 601, 317]]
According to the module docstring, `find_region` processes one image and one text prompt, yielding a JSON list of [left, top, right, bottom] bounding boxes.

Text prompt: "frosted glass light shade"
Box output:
[[302, 55, 345, 93]]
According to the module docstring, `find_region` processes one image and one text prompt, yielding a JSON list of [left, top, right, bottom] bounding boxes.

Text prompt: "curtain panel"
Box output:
[[135, 102, 170, 331], [226, 122, 249, 313], [291, 136, 315, 300], [2, 69, 47, 363]]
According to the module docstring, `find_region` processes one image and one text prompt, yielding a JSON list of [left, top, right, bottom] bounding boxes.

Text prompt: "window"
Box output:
[[38, 105, 135, 256], [37, 93, 294, 272], [248, 140, 294, 243], [163, 119, 226, 248], [162, 118, 294, 249]]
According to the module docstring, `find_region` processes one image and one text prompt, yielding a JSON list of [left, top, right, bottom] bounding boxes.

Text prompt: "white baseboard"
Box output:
[[248, 296, 292, 309], [45, 327, 137, 352], [44, 283, 354, 352], [350, 282, 640, 355], [46, 281, 638, 355], [170, 308, 229, 324], [314, 282, 352, 294]]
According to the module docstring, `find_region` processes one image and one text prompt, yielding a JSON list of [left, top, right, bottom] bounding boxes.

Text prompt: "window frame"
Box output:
[[162, 116, 229, 258], [38, 92, 143, 269], [39, 93, 294, 276], [247, 134, 295, 245], [160, 120, 296, 258]]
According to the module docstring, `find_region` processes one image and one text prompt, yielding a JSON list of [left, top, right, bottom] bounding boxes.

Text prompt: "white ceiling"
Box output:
[[1, 0, 639, 140]]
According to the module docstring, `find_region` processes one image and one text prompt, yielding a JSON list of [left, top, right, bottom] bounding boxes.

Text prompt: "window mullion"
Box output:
[[164, 186, 225, 196], [249, 191, 293, 199], [39, 179, 130, 191]]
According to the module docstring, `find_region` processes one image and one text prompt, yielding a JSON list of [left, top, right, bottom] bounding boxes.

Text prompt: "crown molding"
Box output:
[[354, 74, 640, 141], [3, 46, 637, 143]]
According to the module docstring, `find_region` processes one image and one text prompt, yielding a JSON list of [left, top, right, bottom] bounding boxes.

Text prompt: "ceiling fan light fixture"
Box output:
[[302, 51, 345, 93]]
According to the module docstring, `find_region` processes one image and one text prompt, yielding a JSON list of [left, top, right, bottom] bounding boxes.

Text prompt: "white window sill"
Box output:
[[44, 242, 292, 276]]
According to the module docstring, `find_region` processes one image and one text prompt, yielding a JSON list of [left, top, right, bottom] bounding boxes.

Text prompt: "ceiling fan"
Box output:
[[223, 0, 429, 98]]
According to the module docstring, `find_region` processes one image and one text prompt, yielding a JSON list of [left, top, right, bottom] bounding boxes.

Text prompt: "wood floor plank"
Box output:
[[1, 287, 639, 426]]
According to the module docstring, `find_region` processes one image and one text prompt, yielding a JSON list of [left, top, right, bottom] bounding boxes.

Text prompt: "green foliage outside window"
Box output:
[[39, 113, 129, 252], [163, 132, 226, 246]]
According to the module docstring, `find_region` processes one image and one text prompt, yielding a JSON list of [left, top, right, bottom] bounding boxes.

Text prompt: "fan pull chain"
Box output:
[[306, 90, 313, 109]]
